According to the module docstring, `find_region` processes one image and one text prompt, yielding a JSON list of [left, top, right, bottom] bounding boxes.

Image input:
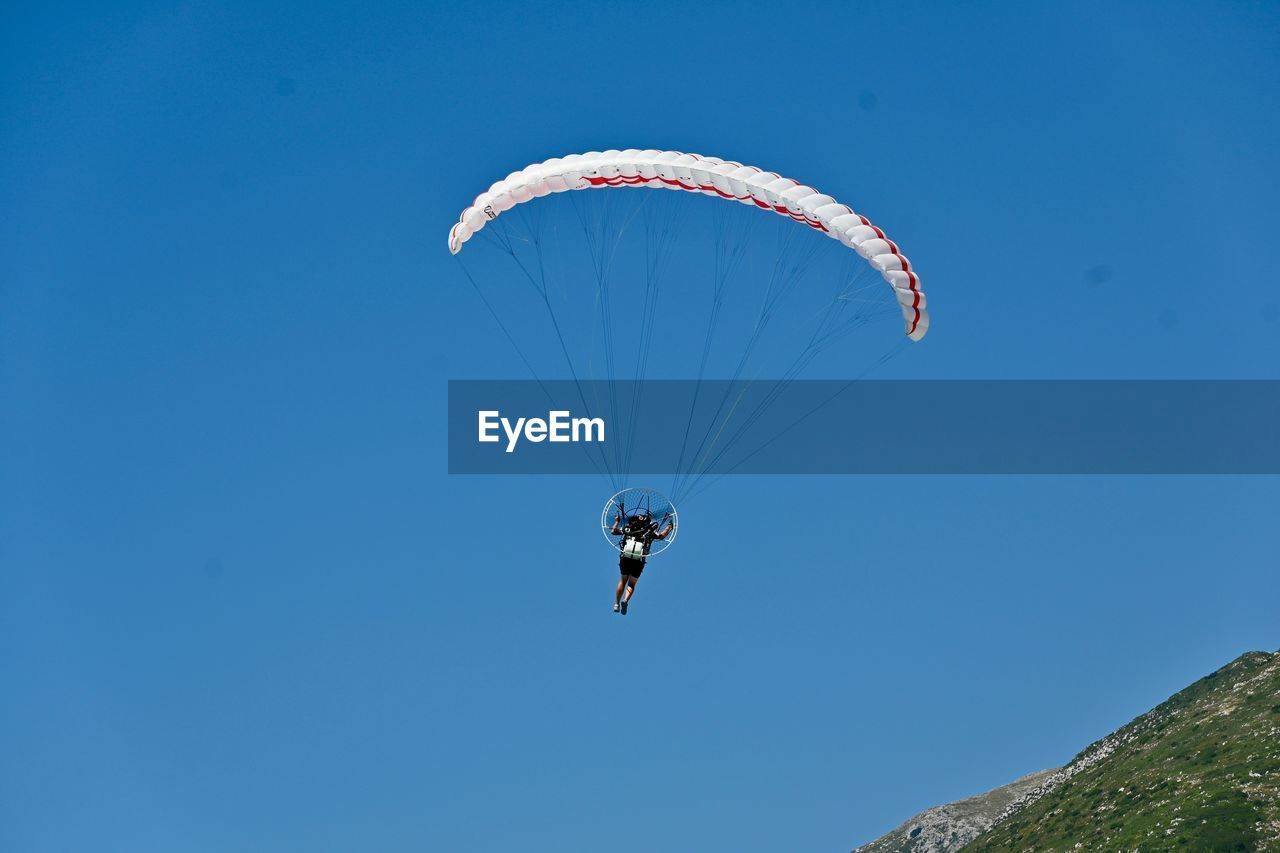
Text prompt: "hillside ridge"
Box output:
[[852, 650, 1280, 852]]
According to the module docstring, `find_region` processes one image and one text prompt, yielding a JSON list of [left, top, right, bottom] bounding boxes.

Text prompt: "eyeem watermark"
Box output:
[[477, 410, 606, 453], [451, 380, 1280, 473]]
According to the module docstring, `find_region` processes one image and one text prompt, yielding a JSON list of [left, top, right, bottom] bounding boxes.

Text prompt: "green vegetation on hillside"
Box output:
[[965, 651, 1280, 852]]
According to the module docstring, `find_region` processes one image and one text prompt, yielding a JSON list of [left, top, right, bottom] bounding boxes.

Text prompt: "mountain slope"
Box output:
[[966, 650, 1280, 851], [854, 769, 1058, 853], [851, 650, 1280, 853]]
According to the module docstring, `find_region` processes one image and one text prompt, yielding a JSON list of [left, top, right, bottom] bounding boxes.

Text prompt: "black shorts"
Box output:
[[619, 555, 646, 577]]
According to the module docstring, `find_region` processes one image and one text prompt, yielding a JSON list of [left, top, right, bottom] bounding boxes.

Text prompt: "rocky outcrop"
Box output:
[[853, 770, 1057, 853]]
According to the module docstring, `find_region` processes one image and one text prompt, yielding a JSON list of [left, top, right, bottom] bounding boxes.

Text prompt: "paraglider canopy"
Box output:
[[448, 149, 929, 341], [450, 147, 933, 504]]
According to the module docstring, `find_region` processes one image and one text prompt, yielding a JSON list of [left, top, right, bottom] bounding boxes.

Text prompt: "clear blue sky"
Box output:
[[2, 2, 1278, 851]]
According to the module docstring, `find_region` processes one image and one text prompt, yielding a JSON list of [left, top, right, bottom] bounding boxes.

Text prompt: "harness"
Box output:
[[620, 516, 654, 561]]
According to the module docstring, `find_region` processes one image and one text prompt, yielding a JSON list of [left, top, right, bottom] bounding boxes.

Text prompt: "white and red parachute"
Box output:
[[447, 149, 928, 341]]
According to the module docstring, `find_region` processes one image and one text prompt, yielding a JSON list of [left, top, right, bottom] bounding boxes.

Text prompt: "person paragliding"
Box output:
[[450, 151, 933, 614], [611, 507, 674, 615]]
